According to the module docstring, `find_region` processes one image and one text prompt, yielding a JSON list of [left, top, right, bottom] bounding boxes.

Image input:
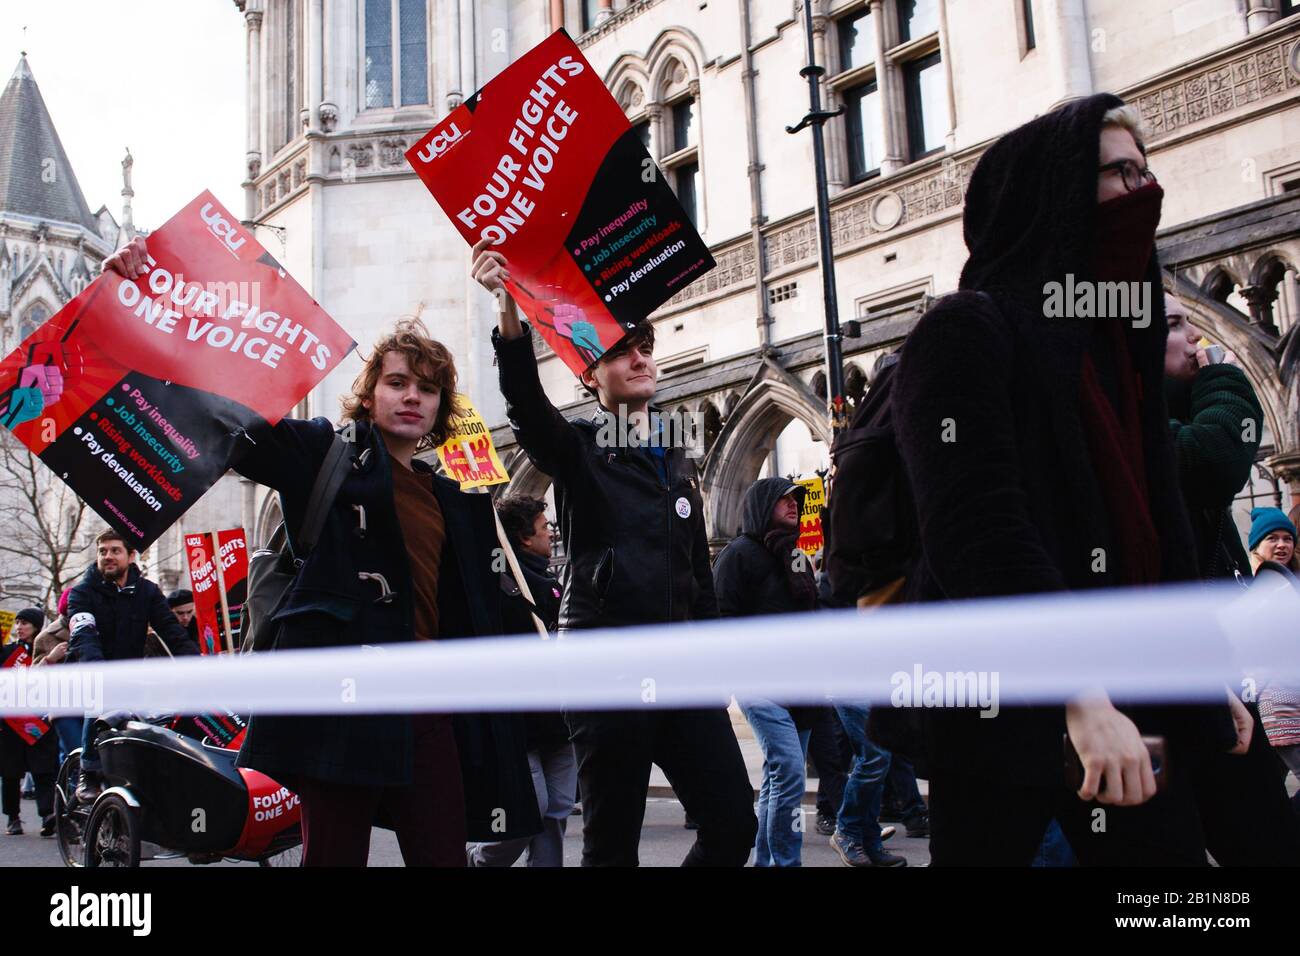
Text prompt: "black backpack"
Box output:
[[822, 354, 931, 771], [823, 354, 919, 608], [240, 433, 352, 653]]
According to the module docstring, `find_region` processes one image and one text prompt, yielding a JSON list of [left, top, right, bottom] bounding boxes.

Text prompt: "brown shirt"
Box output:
[[391, 463, 445, 640]]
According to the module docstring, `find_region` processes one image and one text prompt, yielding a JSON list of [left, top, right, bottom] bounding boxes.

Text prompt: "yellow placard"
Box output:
[[436, 395, 511, 489], [0, 609, 15, 645], [795, 476, 825, 556]]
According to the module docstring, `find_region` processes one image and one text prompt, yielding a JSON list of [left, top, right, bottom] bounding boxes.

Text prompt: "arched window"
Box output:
[[845, 363, 868, 409], [20, 302, 50, 341], [363, 0, 429, 110], [810, 370, 828, 401], [701, 400, 723, 453], [618, 79, 651, 151], [1202, 267, 1238, 304], [658, 58, 700, 226]]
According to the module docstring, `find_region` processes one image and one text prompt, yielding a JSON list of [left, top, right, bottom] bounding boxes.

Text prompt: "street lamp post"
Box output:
[[787, 0, 848, 433]]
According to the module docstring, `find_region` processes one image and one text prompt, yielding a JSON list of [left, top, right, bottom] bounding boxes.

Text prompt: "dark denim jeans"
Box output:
[[807, 706, 850, 819], [79, 716, 100, 771], [883, 753, 927, 818], [53, 717, 82, 766], [833, 702, 891, 851], [741, 700, 811, 867]]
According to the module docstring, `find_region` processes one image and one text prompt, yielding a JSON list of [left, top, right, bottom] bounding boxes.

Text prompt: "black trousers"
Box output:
[[564, 708, 756, 866], [806, 706, 850, 819], [2, 774, 53, 819], [1189, 709, 1300, 866], [930, 734, 1300, 866]]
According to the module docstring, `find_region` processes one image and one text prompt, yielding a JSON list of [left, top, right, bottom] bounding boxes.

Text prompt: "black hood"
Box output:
[[740, 477, 804, 538], [951, 93, 1197, 590], [958, 92, 1170, 399], [961, 93, 1126, 302]]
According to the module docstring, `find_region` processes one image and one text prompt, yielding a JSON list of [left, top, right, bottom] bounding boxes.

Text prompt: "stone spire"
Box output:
[[0, 55, 99, 231], [121, 147, 135, 239]]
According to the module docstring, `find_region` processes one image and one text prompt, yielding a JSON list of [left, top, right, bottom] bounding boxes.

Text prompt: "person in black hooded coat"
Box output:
[[713, 477, 819, 866], [891, 93, 1299, 865]]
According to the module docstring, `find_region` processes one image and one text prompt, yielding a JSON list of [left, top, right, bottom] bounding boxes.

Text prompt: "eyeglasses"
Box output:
[[1098, 159, 1157, 193]]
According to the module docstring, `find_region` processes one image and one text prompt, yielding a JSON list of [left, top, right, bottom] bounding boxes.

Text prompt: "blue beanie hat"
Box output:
[[1248, 507, 1296, 552]]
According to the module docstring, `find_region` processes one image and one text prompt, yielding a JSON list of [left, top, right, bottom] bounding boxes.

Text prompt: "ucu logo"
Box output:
[[417, 123, 464, 163], [199, 202, 247, 257]]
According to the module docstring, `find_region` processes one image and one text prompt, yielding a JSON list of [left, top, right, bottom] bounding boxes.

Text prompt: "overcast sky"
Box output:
[[3, 1, 246, 233]]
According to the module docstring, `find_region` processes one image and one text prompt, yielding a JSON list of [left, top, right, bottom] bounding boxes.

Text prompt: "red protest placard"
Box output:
[[1, 644, 50, 744], [0, 191, 355, 550], [407, 29, 715, 378], [184, 528, 249, 655]]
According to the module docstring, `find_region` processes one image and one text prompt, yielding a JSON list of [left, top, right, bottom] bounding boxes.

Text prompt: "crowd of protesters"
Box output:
[[2, 91, 1298, 867]]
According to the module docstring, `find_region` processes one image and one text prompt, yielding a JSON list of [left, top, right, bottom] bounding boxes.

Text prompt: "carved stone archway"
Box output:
[[498, 449, 554, 501], [700, 357, 830, 545], [253, 491, 284, 550]]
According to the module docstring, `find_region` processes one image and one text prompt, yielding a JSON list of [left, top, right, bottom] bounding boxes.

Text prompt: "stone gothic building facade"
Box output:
[[231, 0, 1299, 559]]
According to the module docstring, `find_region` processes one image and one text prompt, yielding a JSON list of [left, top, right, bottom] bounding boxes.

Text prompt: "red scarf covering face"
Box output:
[[1076, 184, 1165, 585], [1079, 325, 1161, 585]]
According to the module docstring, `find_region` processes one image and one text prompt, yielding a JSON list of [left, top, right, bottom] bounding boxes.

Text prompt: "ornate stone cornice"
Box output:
[[577, 0, 672, 47], [1122, 23, 1299, 143]]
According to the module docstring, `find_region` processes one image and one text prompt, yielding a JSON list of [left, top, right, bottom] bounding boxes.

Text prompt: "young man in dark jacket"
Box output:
[[100, 237, 539, 866], [472, 239, 757, 866], [891, 94, 1296, 865], [69, 527, 200, 800]]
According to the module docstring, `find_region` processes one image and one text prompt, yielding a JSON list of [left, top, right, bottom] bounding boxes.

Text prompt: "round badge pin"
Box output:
[[675, 496, 692, 518]]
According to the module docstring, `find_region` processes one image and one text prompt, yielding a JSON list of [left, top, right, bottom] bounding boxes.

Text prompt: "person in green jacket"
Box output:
[[1165, 292, 1300, 860], [1164, 293, 1263, 581]]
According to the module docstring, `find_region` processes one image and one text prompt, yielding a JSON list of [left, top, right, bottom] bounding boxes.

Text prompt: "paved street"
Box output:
[[1, 787, 931, 868], [3, 710, 934, 868]]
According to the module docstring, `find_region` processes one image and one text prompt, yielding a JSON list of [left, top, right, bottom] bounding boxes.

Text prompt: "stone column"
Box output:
[[597, 0, 614, 24], [244, 6, 264, 220], [871, 0, 905, 173], [1282, 268, 1300, 336], [810, 0, 845, 189], [645, 101, 664, 164], [1265, 451, 1300, 509], [459, 0, 477, 98], [307, 0, 323, 133], [446, 0, 463, 109], [551, 0, 564, 30], [1240, 283, 1281, 336], [1044, 0, 1093, 106], [936, 0, 957, 148], [318, 0, 336, 132], [1245, 0, 1282, 33]]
